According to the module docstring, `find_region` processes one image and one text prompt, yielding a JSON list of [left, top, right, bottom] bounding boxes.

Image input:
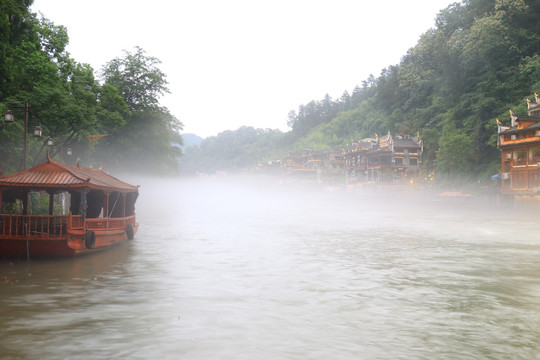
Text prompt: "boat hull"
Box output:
[[0, 223, 138, 258]]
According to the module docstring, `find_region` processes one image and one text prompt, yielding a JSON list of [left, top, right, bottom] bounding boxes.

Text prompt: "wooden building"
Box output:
[[280, 133, 422, 185], [342, 138, 378, 183], [497, 93, 540, 203], [281, 151, 319, 180], [282, 149, 346, 182], [343, 133, 423, 185]]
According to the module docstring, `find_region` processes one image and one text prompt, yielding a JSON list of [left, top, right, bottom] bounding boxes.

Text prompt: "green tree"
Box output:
[[101, 46, 169, 112], [419, 127, 440, 174], [436, 122, 474, 180], [100, 47, 183, 172]]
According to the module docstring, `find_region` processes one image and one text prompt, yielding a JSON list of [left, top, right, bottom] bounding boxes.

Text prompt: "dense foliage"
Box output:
[[0, 0, 182, 174], [184, 0, 540, 182]]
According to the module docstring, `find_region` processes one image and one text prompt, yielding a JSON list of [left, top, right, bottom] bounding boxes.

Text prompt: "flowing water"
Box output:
[[2, 176, 540, 359]]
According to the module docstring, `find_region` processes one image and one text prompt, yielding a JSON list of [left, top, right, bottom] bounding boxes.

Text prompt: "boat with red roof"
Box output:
[[0, 152, 139, 257]]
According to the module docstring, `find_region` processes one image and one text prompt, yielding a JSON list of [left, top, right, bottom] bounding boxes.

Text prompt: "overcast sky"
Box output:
[[31, 0, 454, 138]]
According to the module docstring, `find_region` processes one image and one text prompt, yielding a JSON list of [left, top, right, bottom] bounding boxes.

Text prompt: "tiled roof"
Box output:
[[514, 114, 540, 122], [500, 115, 540, 135], [0, 155, 138, 192]]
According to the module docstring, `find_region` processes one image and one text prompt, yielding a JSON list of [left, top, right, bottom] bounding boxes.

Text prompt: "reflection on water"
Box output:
[[2, 176, 540, 359]]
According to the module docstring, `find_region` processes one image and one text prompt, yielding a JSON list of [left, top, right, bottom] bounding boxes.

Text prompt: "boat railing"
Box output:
[[0, 214, 137, 238], [0, 214, 67, 238], [70, 215, 83, 229], [84, 215, 136, 231]]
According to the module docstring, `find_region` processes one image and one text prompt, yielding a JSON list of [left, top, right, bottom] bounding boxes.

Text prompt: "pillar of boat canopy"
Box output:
[[79, 188, 87, 220], [0, 188, 3, 212], [103, 191, 110, 218], [22, 190, 29, 215], [109, 192, 118, 217], [48, 191, 54, 215], [69, 190, 80, 215], [121, 193, 126, 217]]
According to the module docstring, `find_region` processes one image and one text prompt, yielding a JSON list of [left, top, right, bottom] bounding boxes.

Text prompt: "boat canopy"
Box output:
[[0, 153, 138, 193], [0, 153, 139, 218]]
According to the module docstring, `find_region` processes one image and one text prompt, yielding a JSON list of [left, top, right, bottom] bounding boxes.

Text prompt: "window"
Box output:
[[514, 149, 527, 166], [529, 147, 540, 164]]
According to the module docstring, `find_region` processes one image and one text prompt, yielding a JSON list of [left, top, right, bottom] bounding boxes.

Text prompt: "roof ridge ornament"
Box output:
[[46, 149, 51, 162], [510, 110, 518, 128]]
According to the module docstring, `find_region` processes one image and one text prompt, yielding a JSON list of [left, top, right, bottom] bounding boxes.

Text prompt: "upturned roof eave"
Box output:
[[499, 139, 540, 149]]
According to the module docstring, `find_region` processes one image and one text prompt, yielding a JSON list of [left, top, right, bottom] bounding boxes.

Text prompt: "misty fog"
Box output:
[[135, 174, 523, 245]]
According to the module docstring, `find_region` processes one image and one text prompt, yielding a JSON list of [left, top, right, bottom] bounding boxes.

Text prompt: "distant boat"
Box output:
[[433, 191, 475, 206], [0, 152, 139, 257]]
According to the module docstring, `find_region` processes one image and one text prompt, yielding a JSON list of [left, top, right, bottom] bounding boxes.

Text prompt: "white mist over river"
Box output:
[[2, 176, 540, 359]]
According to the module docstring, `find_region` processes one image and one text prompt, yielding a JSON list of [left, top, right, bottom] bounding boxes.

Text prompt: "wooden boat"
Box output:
[[0, 152, 139, 257]]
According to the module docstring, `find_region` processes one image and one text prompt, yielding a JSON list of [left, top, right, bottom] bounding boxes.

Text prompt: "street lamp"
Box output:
[[3, 100, 42, 170], [34, 125, 42, 137], [4, 110, 13, 123]]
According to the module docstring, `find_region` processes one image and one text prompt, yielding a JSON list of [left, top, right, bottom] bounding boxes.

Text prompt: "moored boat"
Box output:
[[0, 152, 139, 257]]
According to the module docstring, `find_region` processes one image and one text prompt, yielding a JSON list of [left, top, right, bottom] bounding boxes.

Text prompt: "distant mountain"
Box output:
[[182, 133, 204, 147]]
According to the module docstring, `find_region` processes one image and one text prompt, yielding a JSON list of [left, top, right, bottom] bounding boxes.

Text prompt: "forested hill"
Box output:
[[182, 0, 540, 180]]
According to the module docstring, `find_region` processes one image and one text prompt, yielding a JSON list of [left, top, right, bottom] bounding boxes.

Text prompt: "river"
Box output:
[[2, 176, 540, 359]]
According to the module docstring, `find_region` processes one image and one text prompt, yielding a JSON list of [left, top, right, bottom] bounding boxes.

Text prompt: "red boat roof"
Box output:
[[0, 153, 138, 192]]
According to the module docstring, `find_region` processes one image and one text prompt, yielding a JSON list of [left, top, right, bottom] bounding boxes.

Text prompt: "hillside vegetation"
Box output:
[[0, 1, 183, 174], [183, 0, 540, 182]]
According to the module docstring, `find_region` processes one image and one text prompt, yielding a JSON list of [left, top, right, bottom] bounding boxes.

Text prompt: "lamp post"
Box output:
[[3, 100, 42, 170]]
